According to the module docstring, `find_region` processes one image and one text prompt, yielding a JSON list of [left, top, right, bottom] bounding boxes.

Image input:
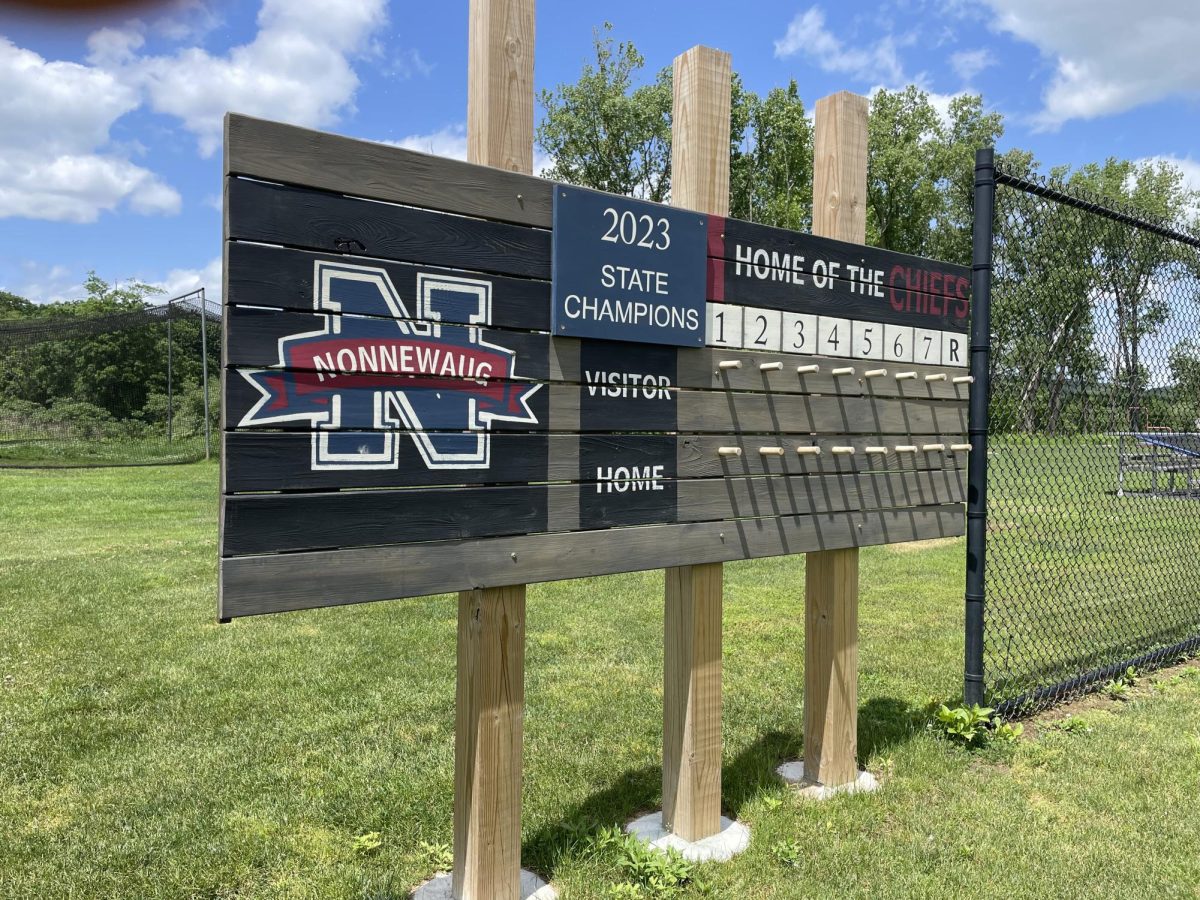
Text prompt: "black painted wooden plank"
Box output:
[[226, 113, 555, 228], [222, 483, 550, 555], [226, 242, 552, 332], [219, 505, 965, 617], [222, 431, 553, 492], [224, 305, 968, 401], [709, 214, 970, 286], [224, 305, 551, 379], [223, 373, 967, 435], [226, 237, 963, 337], [221, 469, 963, 556], [226, 178, 551, 280], [222, 431, 967, 493]]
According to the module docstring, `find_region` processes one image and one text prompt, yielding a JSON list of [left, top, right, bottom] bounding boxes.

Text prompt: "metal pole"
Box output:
[[964, 147, 995, 708], [167, 301, 173, 444], [199, 289, 211, 459]]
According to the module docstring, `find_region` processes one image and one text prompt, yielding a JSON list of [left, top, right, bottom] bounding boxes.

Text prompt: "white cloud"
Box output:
[[130, 0, 389, 157], [391, 123, 468, 160], [774, 7, 907, 86], [950, 48, 994, 82], [0, 38, 180, 223], [156, 256, 222, 304], [984, 0, 1200, 129]]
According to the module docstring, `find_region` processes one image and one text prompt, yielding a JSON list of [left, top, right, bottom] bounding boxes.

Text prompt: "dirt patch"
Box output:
[[1024, 655, 1200, 736]]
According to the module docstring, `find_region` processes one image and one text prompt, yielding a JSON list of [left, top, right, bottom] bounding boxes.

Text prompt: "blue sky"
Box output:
[[0, 0, 1196, 305]]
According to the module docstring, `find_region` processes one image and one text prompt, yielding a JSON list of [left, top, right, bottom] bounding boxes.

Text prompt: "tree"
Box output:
[[0, 290, 35, 319], [866, 88, 1003, 264], [536, 25, 673, 202], [1069, 159, 1200, 429], [0, 273, 166, 421], [730, 81, 812, 230], [537, 26, 812, 226]]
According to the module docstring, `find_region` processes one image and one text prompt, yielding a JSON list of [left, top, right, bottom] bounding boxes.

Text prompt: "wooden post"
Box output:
[[455, 2, 534, 898], [804, 90, 869, 788], [663, 45, 731, 842], [467, 0, 535, 175], [454, 586, 526, 899]]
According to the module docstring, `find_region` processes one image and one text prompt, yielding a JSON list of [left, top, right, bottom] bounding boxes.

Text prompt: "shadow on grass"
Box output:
[[522, 696, 924, 878]]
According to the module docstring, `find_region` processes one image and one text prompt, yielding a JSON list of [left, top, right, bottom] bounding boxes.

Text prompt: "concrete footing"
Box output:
[[411, 870, 557, 899], [775, 760, 880, 799], [624, 811, 750, 863]]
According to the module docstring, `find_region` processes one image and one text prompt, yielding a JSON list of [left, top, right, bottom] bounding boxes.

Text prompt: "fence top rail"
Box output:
[[993, 160, 1200, 250]]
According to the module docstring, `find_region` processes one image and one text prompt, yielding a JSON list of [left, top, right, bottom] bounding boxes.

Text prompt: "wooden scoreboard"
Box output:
[[218, 114, 970, 620]]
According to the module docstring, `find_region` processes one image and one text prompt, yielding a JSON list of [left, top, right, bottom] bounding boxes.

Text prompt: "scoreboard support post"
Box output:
[[802, 91, 870, 790], [452, 2, 537, 898], [662, 45, 731, 843]]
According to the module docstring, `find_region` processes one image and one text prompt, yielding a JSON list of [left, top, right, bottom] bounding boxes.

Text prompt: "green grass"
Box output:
[[985, 434, 1200, 700], [0, 433, 208, 467], [4, 463, 1200, 898]]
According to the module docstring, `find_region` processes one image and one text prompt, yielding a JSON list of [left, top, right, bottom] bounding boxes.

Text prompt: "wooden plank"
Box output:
[[223, 374, 967, 434], [678, 434, 967, 477], [805, 89, 870, 791], [218, 505, 966, 618], [226, 241, 552, 332], [223, 305, 550, 378], [222, 431, 967, 493], [225, 112, 555, 228], [226, 178, 551, 280], [709, 215, 970, 328], [454, 584, 525, 900], [221, 468, 966, 555], [222, 303, 968, 400], [226, 236, 963, 335]]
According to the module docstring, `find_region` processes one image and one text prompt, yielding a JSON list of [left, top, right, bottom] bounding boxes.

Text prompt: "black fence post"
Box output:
[[964, 147, 995, 708]]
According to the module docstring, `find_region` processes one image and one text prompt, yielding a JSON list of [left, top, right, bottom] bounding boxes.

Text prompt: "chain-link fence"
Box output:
[[966, 150, 1200, 715], [0, 290, 219, 467]]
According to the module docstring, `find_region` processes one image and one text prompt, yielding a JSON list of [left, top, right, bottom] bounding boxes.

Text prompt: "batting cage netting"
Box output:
[[967, 150, 1200, 714], [0, 290, 219, 467]]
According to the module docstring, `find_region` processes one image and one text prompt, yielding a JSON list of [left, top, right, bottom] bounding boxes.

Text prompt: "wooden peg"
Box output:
[[759, 361, 784, 372], [924, 373, 947, 382], [796, 364, 821, 375], [831, 367, 855, 377], [717, 446, 742, 457], [922, 443, 946, 452], [758, 446, 786, 456], [796, 446, 822, 456], [895, 445, 917, 454], [718, 360, 741, 370], [951, 443, 973, 452], [953, 375, 974, 384], [864, 368, 887, 378], [895, 372, 917, 380], [865, 446, 887, 454], [831, 446, 856, 455]]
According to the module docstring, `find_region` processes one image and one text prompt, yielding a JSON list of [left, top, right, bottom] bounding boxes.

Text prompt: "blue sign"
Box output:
[[551, 185, 707, 347]]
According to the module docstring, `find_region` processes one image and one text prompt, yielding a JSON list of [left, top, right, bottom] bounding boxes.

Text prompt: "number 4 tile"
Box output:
[[817, 316, 851, 357]]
